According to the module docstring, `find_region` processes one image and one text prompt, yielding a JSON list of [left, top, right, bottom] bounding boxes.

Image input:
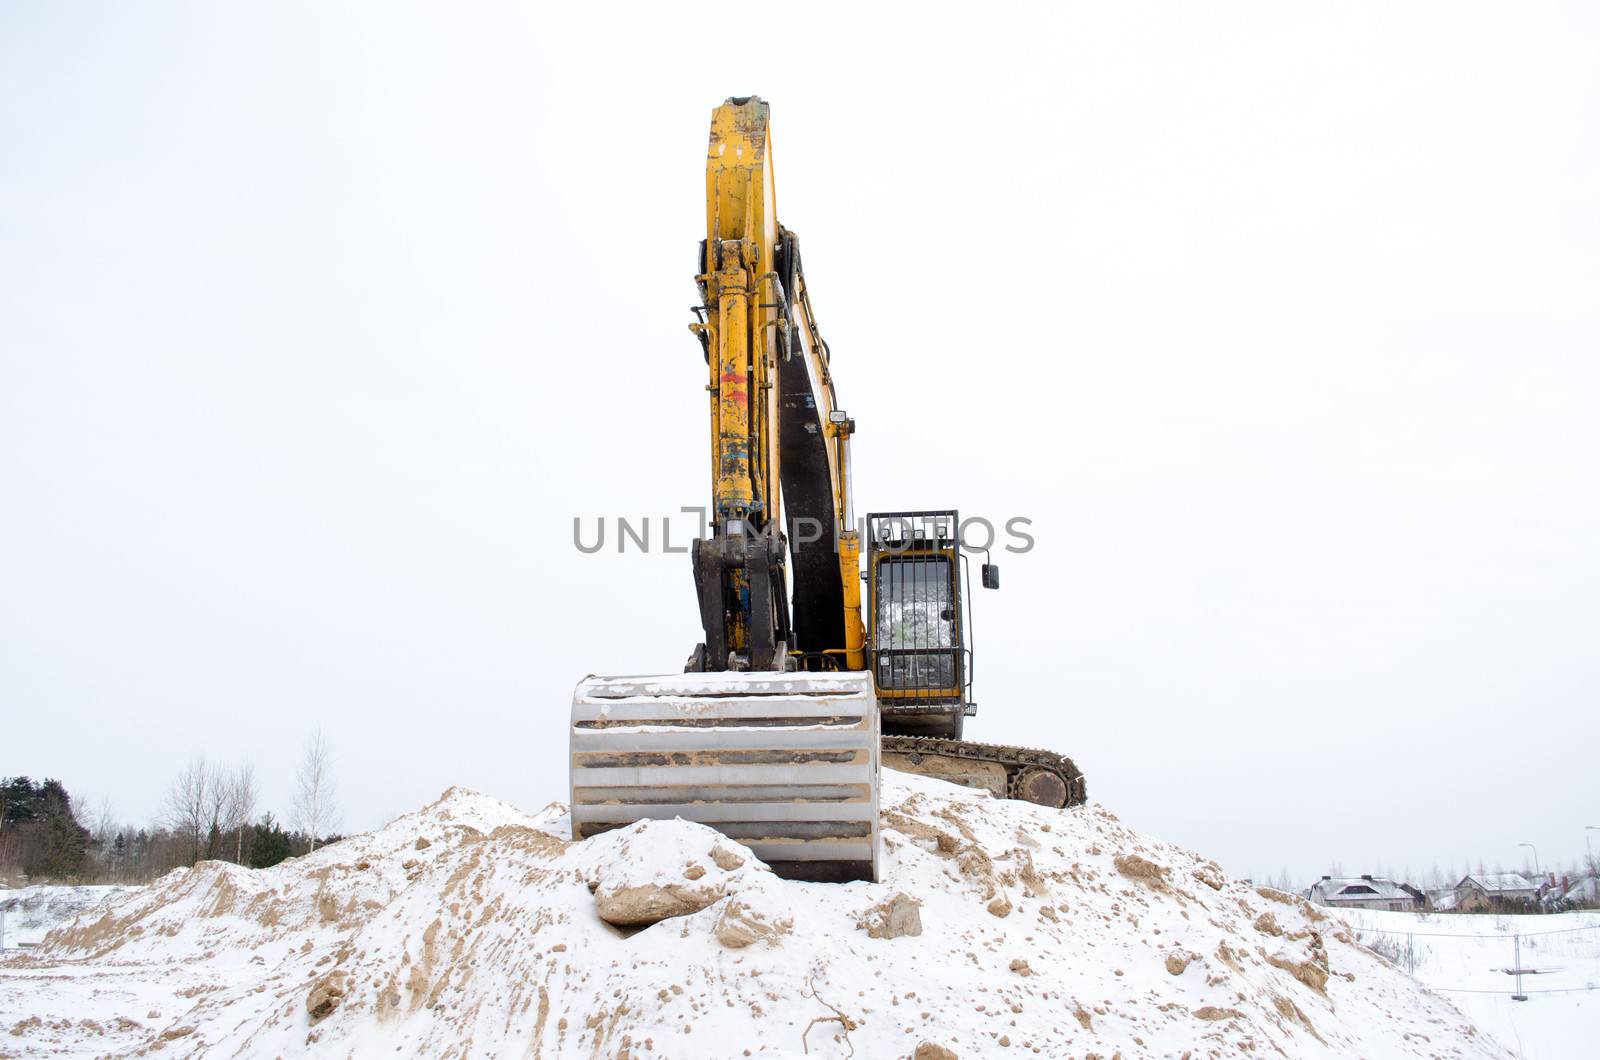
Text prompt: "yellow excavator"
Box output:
[[571, 97, 1084, 882]]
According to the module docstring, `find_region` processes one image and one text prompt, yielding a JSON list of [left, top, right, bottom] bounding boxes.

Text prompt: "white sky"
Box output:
[[3, 2, 1596, 883]]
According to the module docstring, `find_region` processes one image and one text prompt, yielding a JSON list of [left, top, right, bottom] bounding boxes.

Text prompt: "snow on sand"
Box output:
[[1340, 907, 1600, 1060], [2, 772, 1510, 1058], [0, 886, 137, 951]]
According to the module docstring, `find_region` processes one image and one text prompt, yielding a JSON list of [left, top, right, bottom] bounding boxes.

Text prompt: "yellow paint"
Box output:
[[696, 96, 865, 666], [701, 97, 781, 528], [838, 530, 866, 670]]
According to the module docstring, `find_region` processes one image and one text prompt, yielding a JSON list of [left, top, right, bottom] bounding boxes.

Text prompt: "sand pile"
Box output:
[[2, 774, 1508, 1058]]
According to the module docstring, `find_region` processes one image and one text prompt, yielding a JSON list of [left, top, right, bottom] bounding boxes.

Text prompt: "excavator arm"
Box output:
[[686, 97, 865, 676]]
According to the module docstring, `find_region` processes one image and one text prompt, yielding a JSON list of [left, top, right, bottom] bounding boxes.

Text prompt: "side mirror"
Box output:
[[981, 563, 1000, 590]]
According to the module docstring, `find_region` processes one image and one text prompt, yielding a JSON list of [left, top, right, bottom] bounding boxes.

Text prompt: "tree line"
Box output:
[[1, 727, 344, 885]]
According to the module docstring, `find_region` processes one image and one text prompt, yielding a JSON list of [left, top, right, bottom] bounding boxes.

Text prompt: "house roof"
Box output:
[[1459, 873, 1536, 893], [1429, 889, 1460, 911], [1309, 876, 1412, 902]]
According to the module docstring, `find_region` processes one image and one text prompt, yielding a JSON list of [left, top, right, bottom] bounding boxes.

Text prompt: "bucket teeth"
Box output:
[[570, 671, 880, 883]]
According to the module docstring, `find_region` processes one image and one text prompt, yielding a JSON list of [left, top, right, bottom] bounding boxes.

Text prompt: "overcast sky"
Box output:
[[3, 2, 1596, 884]]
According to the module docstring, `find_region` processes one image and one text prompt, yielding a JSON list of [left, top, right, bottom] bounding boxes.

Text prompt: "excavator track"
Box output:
[[881, 736, 1087, 809]]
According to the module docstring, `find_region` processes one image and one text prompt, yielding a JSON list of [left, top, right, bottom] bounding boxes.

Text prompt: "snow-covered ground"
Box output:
[[0, 885, 139, 950], [1339, 907, 1600, 1059], [0, 774, 1515, 1057]]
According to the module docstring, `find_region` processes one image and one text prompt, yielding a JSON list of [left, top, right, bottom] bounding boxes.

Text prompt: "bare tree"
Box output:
[[293, 726, 340, 853], [164, 757, 212, 865], [89, 794, 117, 849], [81, 794, 118, 877], [223, 762, 258, 863], [202, 764, 233, 860]]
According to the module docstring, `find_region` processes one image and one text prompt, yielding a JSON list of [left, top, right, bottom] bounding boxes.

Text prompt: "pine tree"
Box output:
[[0, 777, 90, 879], [39, 780, 90, 878], [1, 776, 43, 828], [248, 812, 292, 869]]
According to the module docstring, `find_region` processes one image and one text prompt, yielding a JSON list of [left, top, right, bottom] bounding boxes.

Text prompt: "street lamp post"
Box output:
[[1520, 842, 1541, 880]]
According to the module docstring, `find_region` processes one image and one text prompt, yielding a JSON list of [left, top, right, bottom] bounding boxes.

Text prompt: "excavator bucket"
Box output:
[[569, 670, 879, 882]]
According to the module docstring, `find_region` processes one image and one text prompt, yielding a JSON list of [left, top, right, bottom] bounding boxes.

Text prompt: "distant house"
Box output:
[[1565, 877, 1600, 908], [1454, 873, 1538, 912], [1305, 875, 1418, 912], [1427, 887, 1460, 912]]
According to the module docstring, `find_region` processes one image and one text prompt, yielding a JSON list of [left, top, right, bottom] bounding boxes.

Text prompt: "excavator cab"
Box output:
[[866, 509, 1079, 810], [867, 511, 974, 741]]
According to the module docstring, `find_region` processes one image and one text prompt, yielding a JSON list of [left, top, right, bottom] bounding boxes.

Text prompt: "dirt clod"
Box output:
[[858, 892, 922, 940], [1267, 946, 1330, 994], [713, 898, 790, 949], [307, 970, 349, 1024], [595, 884, 722, 927], [1113, 853, 1168, 890]]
